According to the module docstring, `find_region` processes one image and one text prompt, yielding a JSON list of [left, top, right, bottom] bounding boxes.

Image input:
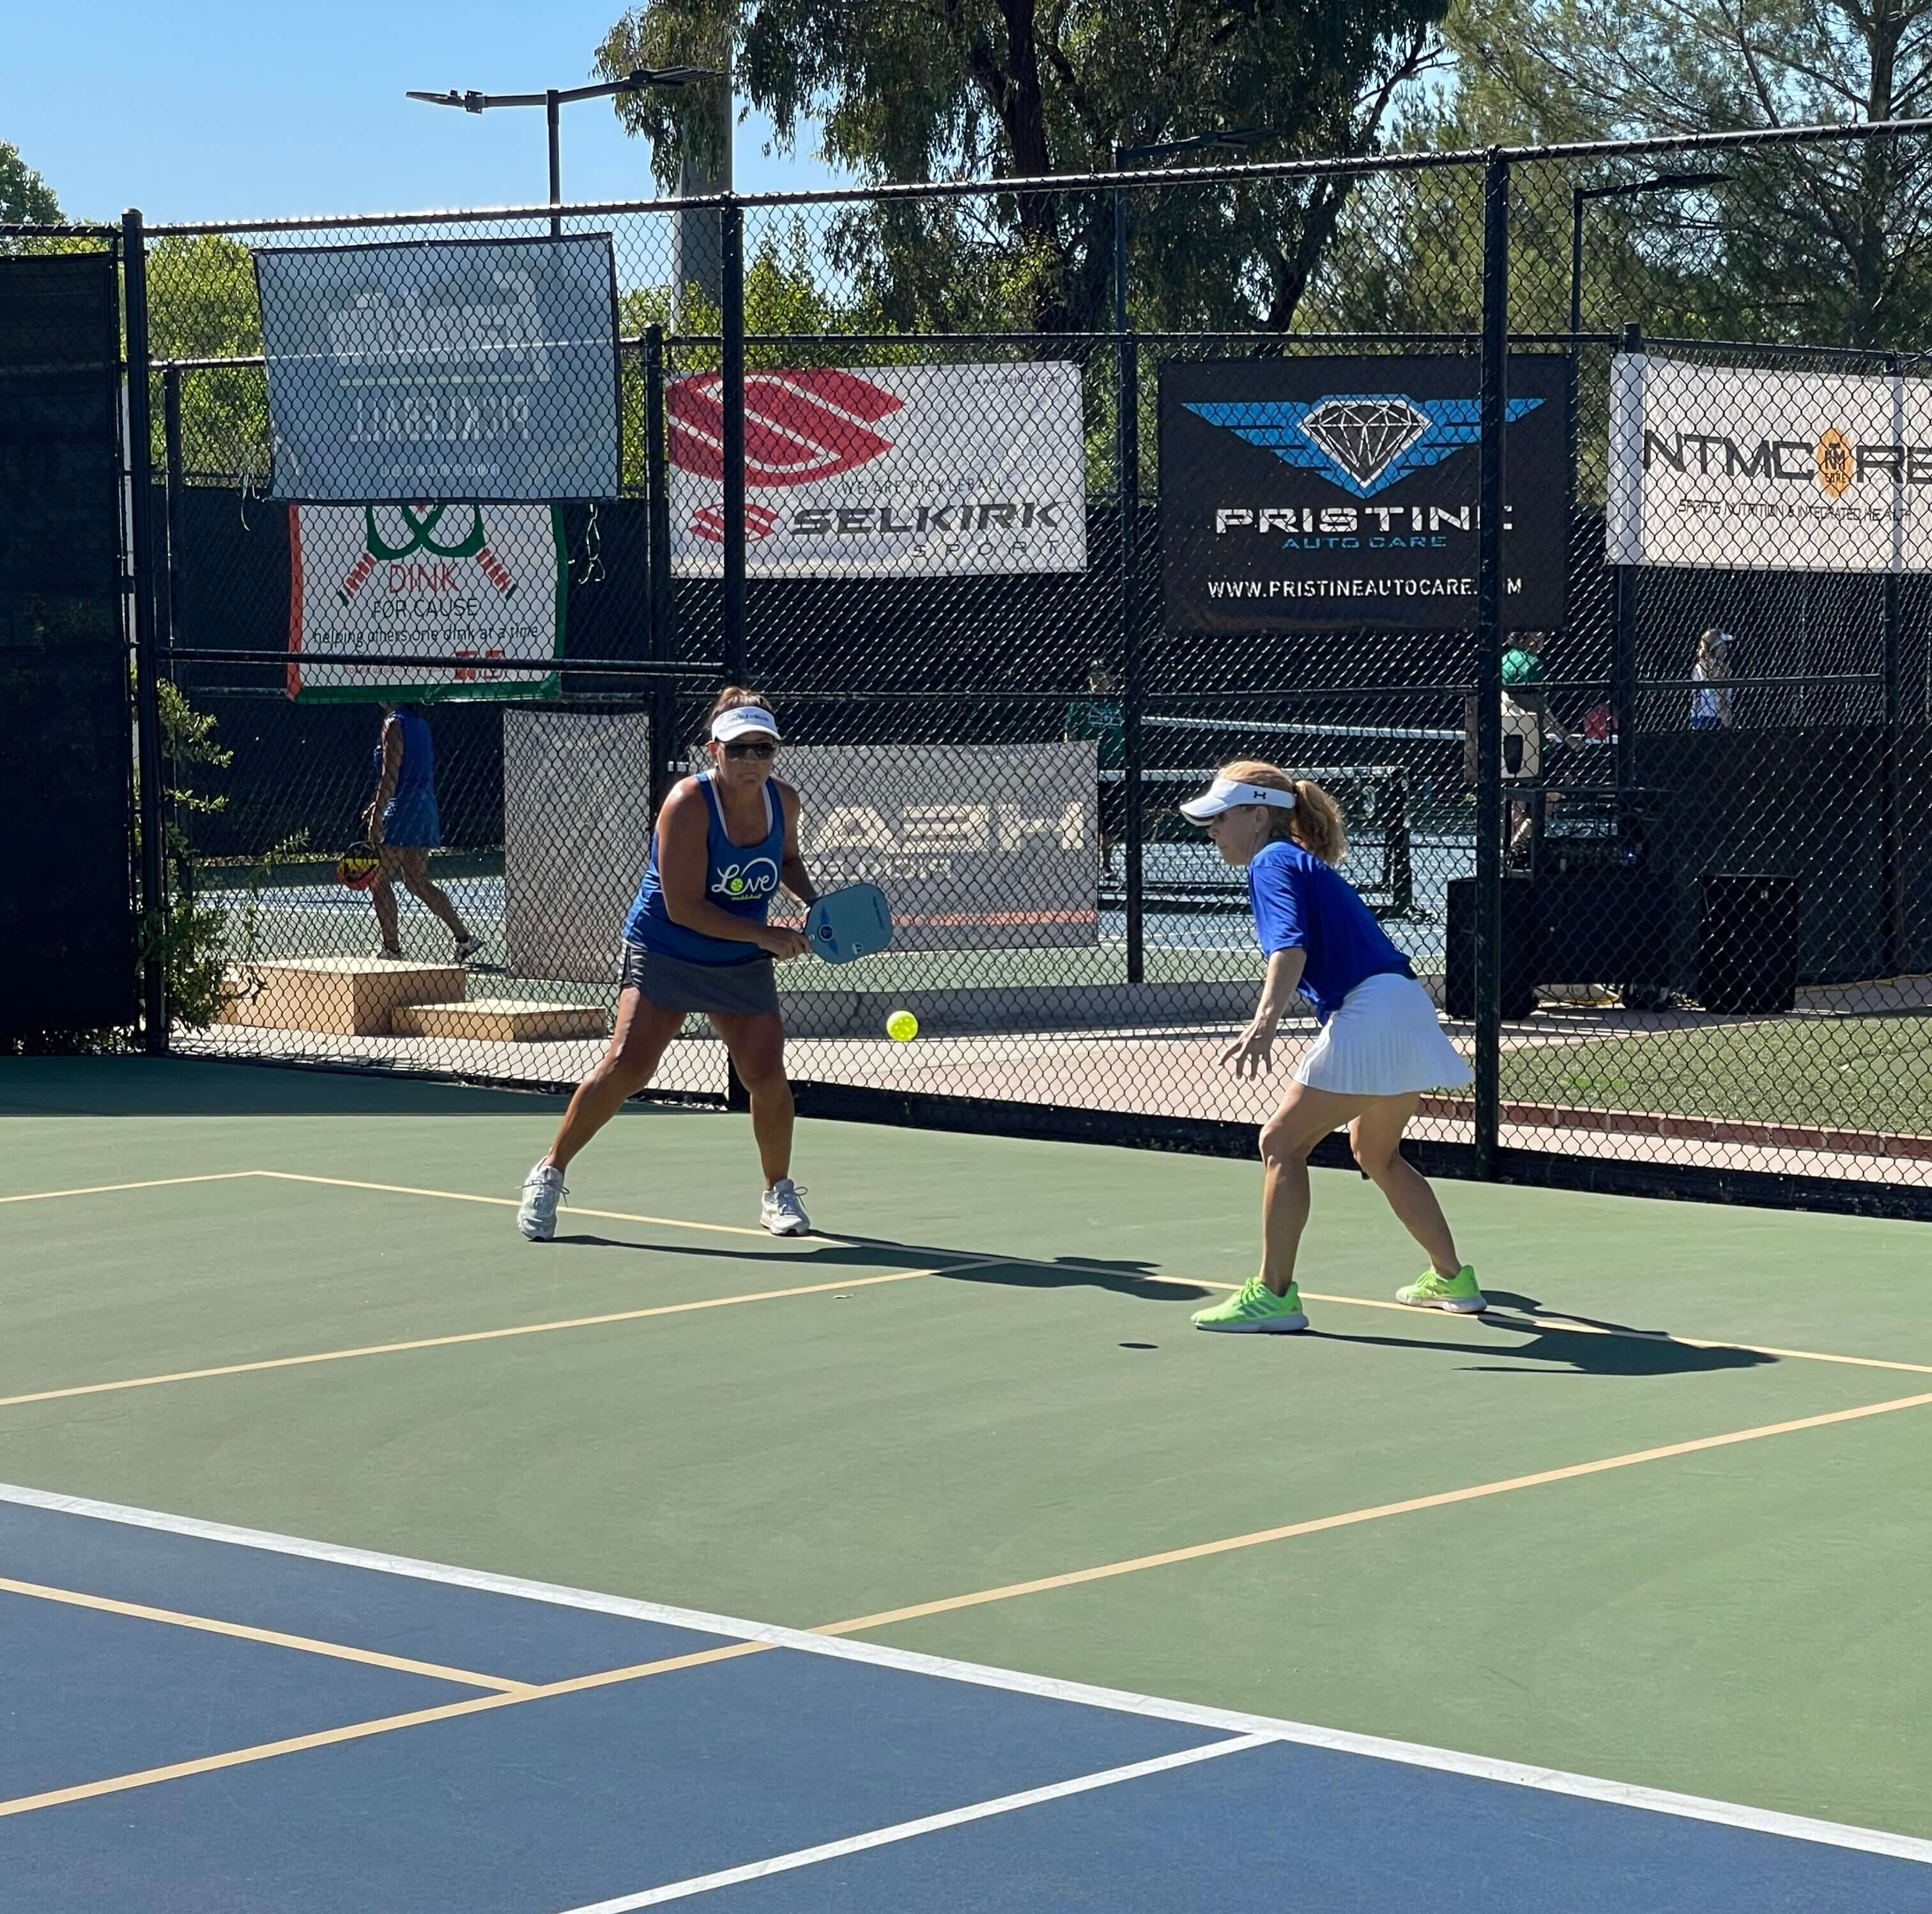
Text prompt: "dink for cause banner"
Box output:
[[1607, 354, 1932, 571], [666, 364, 1087, 576], [1160, 355, 1568, 632], [287, 502, 565, 701]]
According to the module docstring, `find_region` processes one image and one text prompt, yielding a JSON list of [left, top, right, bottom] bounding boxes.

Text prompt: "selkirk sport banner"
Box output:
[[1607, 354, 1932, 571], [666, 363, 1087, 576], [1160, 355, 1568, 632], [254, 234, 620, 502], [286, 502, 564, 701]]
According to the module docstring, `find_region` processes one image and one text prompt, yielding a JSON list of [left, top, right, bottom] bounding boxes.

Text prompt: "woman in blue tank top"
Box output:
[[1177, 760, 1483, 1337], [362, 704, 479, 965], [518, 687, 821, 1243]]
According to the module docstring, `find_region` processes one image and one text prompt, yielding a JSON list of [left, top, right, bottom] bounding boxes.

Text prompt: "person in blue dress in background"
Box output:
[[362, 703, 480, 965]]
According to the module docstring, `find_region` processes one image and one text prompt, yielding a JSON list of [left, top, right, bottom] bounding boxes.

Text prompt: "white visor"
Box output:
[[710, 705, 783, 744], [1179, 776, 1297, 823]]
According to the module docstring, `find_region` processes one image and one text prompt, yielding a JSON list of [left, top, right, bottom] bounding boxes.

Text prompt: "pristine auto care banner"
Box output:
[[255, 235, 620, 501], [666, 363, 1087, 576], [1606, 354, 1932, 571], [287, 502, 564, 701], [1160, 355, 1567, 632]]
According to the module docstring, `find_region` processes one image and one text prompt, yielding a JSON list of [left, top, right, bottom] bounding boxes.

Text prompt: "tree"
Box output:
[[1443, 0, 1932, 346], [593, 1, 1452, 334], [0, 141, 61, 227]]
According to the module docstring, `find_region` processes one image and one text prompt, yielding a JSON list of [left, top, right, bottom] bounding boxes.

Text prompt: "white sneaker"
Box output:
[[760, 1179, 811, 1236], [454, 934, 484, 965], [518, 1161, 566, 1241]]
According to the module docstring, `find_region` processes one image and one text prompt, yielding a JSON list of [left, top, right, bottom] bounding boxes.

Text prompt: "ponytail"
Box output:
[[1216, 758, 1349, 865]]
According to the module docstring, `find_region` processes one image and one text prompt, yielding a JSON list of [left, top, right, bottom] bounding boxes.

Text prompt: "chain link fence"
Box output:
[[107, 123, 1932, 1218]]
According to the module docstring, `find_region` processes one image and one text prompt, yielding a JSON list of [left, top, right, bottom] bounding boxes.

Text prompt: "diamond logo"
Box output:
[[1298, 398, 1430, 490], [1182, 391, 1543, 498]]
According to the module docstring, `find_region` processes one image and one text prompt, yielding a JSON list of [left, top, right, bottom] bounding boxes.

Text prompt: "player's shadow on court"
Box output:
[[1309, 1310, 1778, 1377], [935, 1258, 1208, 1304], [550, 1234, 959, 1273]]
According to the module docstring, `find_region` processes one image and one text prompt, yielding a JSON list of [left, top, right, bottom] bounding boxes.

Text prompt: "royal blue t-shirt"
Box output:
[[1247, 839, 1412, 1023]]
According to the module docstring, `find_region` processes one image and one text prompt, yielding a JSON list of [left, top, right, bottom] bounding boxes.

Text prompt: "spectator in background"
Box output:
[[1499, 645, 1582, 853], [1064, 659, 1126, 877], [364, 701, 482, 965], [1690, 629, 1735, 731]]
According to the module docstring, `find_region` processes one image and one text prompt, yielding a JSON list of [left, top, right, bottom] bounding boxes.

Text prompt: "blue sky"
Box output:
[[4, 1, 849, 226]]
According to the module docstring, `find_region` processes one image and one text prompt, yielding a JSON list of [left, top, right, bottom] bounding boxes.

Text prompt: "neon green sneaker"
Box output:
[[1192, 1276, 1308, 1334], [1395, 1266, 1486, 1314]]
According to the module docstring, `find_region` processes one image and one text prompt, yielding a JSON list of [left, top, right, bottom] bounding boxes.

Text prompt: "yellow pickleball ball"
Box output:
[[886, 1009, 919, 1043]]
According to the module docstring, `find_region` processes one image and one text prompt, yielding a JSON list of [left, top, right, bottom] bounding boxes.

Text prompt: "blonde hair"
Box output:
[[1695, 629, 1731, 677], [1218, 759, 1348, 865]]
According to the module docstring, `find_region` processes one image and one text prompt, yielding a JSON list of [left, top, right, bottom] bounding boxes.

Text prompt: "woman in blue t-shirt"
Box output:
[[1179, 760, 1481, 1335], [518, 687, 820, 1244]]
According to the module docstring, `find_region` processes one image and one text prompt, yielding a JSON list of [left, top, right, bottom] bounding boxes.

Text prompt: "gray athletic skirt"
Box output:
[[618, 941, 781, 1018]]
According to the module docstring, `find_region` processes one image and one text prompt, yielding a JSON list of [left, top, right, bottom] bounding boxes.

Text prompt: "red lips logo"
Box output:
[[688, 502, 781, 544], [666, 368, 903, 486]]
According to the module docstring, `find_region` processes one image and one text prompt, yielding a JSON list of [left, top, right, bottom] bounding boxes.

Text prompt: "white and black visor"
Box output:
[[710, 706, 783, 744], [1178, 776, 1297, 823]]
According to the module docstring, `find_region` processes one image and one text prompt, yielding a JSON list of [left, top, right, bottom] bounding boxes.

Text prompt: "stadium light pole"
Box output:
[[408, 68, 720, 236]]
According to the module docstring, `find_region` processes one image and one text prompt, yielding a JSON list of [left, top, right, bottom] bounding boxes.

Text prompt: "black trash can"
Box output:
[[1697, 872, 1800, 1015], [1445, 875, 1537, 1021]]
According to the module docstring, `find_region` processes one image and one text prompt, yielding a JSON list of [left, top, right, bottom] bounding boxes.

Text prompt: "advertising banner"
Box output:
[[1160, 354, 1567, 631], [287, 501, 564, 701], [667, 363, 1087, 576], [256, 234, 620, 501], [1606, 354, 1932, 571]]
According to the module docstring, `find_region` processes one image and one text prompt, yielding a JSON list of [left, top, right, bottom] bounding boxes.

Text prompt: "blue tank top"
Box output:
[[372, 710, 435, 798], [624, 772, 785, 965]]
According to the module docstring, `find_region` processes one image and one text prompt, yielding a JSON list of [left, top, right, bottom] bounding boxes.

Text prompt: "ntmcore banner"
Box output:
[[1160, 355, 1567, 631], [1607, 354, 1932, 571], [255, 234, 620, 501]]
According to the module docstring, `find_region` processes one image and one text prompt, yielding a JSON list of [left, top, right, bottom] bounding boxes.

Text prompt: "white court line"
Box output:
[[3, 1482, 1928, 1867], [556, 1735, 1276, 1911]]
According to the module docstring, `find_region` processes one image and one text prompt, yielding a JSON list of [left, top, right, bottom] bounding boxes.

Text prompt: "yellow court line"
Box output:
[[0, 1265, 958, 1413], [0, 1577, 532, 1694], [815, 1386, 1932, 1635], [0, 1639, 769, 1821], [250, 1170, 779, 1242], [0, 1172, 259, 1208], [6, 1388, 1932, 1820], [254, 1172, 1932, 1384]]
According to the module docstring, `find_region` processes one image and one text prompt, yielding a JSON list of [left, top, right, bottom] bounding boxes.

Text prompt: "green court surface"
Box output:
[[1501, 1011, 1932, 1133], [4, 1056, 1931, 1843]]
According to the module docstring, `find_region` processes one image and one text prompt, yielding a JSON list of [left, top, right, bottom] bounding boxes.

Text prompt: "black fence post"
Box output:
[[720, 199, 746, 683], [1119, 333, 1144, 985], [1472, 154, 1511, 1179], [1883, 348, 1905, 976], [644, 322, 678, 813], [160, 363, 185, 650], [123, 210, 167, 1057], [1614, 322, 1643, 799]]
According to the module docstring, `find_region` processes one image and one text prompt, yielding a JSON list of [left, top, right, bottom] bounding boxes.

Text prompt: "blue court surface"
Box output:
[[4, 1485, 1929, 1913]]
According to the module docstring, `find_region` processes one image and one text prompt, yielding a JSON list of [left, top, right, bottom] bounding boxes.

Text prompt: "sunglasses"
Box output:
[[721, 739, 778, 760]]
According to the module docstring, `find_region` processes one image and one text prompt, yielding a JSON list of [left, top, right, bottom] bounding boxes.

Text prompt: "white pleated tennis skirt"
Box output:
[[1293, 971, 1473, 1096]]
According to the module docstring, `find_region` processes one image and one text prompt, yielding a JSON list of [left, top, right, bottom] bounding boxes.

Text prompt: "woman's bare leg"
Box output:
[[388, 847, 470, 943], [710, 1011, 792, 1186], [1256, 1083, 1372, 1294], [545, 992, 687, 1172], [1348, 1095, 1460, 1275]]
